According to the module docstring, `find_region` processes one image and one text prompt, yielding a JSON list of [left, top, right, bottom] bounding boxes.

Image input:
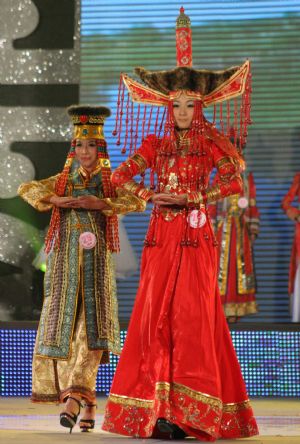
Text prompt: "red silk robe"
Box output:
[[210, 172, 259, 318], [282, 173, 300, 295], [102, 132, 258, 441]]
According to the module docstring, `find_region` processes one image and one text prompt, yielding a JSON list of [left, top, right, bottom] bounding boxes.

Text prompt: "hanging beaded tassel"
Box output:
[[113, 74, 166, 156], [242, 62, 252, 145], [97, 139, 120, 253], [214, 61, 252, 151], [44, 143, 76, 253]]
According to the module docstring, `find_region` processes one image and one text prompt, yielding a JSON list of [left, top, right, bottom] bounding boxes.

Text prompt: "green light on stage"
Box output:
[[40, 263, 47, 273], [32, 245, 47, 272]]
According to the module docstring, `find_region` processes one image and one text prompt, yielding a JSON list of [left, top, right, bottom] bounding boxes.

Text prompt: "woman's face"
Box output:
[[75, 138, 98, 170], [173, 93, 195, 129]]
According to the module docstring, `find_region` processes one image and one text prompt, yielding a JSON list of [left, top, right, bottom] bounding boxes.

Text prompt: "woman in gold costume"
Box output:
[[18, 105, 145, 432]]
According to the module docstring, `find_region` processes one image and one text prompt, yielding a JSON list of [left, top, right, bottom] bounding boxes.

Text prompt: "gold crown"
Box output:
[[73, 124, 105, 140]]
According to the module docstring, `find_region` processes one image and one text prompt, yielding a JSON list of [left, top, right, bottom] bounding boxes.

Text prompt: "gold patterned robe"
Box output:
[[18, 164, 145, 403]]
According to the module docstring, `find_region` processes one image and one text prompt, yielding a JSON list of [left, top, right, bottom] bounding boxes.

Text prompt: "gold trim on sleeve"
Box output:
[[131, 153, 148, 173], [206, 184, 222, 203]]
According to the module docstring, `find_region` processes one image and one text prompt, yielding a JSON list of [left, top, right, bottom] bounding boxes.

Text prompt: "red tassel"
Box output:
[[134, 103, 141, 154], [150, 169, 155, 190], [141, 105, 147, 141], [97, 143, 120, 252], [44, 147, 76, 253], [116, 82, 126, 147], [234, 98, 238, 149], [240, 93, 244, 148], [113, 75, 123, 136], [158, 108, 166, 138], [226, 101, 230, 136], [121, 93, 130, 153], [219, 102, 224, 135], [213, 104, 216, 126], [129, 101, 134, 155], [147, 106, 153, 136], [154, 107, 160, 136]]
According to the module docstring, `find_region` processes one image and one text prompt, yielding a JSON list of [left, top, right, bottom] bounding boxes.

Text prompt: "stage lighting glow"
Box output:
[[0, 329, 299, 397], [39, 263, 47, 272]]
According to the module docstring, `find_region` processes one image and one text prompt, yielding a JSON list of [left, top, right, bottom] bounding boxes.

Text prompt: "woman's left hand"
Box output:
[[66, 195, 109, 210]]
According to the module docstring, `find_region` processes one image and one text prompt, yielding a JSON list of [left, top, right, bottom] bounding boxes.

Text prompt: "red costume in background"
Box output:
[[210, 172, 259, 319], [102, 8, 258, 441], [282, 173, 300, 322]]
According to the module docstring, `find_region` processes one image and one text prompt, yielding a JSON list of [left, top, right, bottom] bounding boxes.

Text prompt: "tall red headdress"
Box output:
[[176, 6, 192, 67], [113, 7, 252, 155]]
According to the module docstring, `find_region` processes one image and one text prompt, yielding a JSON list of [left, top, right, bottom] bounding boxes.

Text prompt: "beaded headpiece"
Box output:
[[114, 7, 252, 155], [68, 105, 111, 140], [44, 105, 119, 254]]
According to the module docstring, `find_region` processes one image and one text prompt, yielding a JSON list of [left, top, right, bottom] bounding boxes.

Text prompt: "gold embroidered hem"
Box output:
[[31, 309, 102, 404], [102, 381, 258, 440], [223, 301, 258, 318]]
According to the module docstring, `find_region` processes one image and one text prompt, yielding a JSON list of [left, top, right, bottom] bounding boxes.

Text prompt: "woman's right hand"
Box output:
[[49, 195, 79, 208], [151, 193, 174, 206], [151, 193, 187, 206]]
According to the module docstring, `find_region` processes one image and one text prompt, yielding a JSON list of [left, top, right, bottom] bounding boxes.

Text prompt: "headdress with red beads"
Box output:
[[113, 7, 252, 156]]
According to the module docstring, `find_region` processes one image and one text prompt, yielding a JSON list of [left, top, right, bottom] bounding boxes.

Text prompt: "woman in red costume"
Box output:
[[102, 8, 258, 442], [282, 173, 300, 322], [210, 139, 260, 322]]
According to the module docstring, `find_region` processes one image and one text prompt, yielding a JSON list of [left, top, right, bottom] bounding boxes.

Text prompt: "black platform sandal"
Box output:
[[157, 418, 187, 439], [79, 403, 97, 432], [60, 396, 83, 433]]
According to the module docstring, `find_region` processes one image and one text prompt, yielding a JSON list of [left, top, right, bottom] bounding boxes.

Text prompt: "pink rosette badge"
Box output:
[[188, 210, 207, 228], [79, 231, 97, 249], [238, 197, 249, 209]]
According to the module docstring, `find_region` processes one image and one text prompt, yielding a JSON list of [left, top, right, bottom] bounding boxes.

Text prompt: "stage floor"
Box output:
[[0, 397, 299, 443]]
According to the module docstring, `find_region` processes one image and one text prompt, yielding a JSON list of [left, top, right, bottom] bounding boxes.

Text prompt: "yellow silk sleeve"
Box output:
[[18, 175, 59, 212], [102, 188, 146, 216]]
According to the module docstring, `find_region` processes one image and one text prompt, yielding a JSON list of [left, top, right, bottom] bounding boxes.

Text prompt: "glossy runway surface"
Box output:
[[0, 397, 299, 443]]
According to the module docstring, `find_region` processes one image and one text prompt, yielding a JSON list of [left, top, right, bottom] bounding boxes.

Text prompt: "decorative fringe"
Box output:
[[114, 63, 252, 156], [113, 76, 167, 156], [44, 144, 76, 254], [97, 139, 120, 253]]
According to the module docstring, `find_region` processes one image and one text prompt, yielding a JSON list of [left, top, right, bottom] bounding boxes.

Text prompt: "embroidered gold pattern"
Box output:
[[166, 172, 179, 191], [108, 393, 154, 408], [105, 381, 257, 439], [206, 184, 222, 203], [223, 301, 258, 317], [131, 153, 148, 172], [109, 381, 249, 412], [218, 216, 231, 295]]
